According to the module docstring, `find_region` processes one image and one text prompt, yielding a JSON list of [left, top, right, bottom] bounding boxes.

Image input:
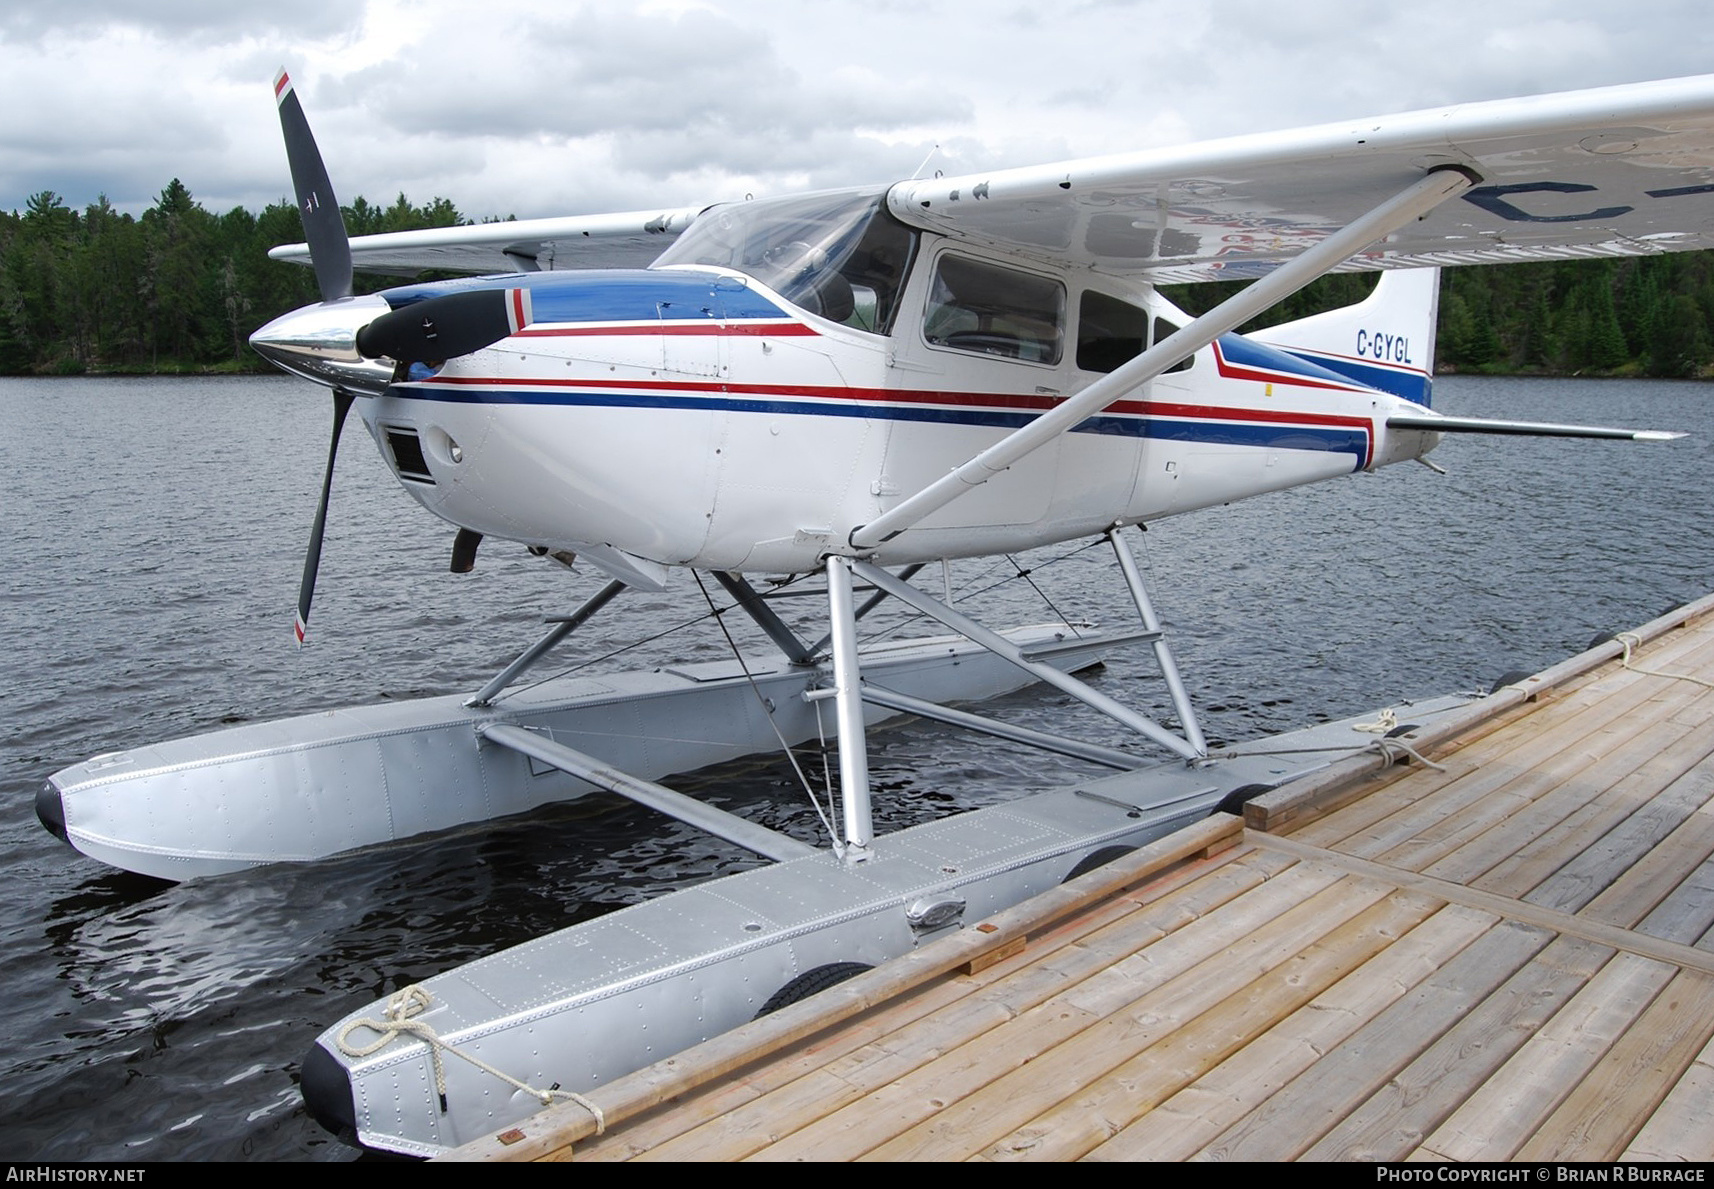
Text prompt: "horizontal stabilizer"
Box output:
[[1388, 414, 1683, 441]]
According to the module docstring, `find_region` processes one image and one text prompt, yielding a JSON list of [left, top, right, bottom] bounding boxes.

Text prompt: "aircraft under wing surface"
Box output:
[[887, 75, 1714, 282], [268, 205, 702, 276]]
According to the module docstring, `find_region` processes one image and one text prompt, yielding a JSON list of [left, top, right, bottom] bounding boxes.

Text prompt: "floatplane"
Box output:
[[39, 70, 1713, 1155]]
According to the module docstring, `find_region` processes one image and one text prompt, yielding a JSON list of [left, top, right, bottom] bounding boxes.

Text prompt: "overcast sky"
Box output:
[[4, 0, 1711, 223]]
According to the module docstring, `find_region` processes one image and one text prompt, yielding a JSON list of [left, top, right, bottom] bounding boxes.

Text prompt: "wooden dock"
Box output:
[[453, 593, 1714, 1162]]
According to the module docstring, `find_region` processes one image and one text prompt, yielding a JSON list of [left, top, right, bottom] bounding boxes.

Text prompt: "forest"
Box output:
[[3, 181, 1712, 378]]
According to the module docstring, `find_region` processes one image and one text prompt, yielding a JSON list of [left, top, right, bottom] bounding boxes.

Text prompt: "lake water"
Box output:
[[1, 373, 1709, 1160]]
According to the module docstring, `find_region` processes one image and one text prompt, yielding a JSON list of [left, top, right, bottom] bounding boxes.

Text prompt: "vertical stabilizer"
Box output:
[[1251, 268, 1439, 407]]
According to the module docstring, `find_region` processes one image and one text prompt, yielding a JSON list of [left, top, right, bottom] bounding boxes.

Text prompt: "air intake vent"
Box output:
[[385, 427, 434, 484]]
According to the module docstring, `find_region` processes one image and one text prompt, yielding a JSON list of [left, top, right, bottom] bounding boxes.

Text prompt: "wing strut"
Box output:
[[849, 166, 1479, 549]]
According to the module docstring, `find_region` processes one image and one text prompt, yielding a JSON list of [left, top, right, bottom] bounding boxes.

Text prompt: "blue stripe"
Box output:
[[1216, 333, 1373, 388], [395, 384, 1368, 464], [379, 269, 787, 323], [1279, 349, 1433, 406]]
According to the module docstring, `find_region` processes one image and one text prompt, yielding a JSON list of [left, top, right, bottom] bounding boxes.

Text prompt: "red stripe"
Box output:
[[1211, 340, 1365, 393], [1281, 345, 1428, 374], [512, 321, 818, 339], [422, 373, 1374, 430], [274, 72, 291, 100], [510, 288, 527, 332]]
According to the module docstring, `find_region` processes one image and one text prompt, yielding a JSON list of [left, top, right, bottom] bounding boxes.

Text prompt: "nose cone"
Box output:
[[300, 1041, 360, 1146], [250, 294, 395, 395], [36, 781, 67, 843]]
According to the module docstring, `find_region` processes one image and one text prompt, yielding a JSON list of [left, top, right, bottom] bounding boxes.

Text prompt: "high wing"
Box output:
[[273, 76, 1714, 282], [888, 74, 1714, 283], [268, 206, 702, 276]]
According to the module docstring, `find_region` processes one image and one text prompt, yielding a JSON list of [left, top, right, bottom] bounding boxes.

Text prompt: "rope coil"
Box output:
[[1352, 708, 1398, 734]]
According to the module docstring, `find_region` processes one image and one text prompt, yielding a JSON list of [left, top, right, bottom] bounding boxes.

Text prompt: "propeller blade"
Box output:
[[273, 68, 352, 304], [357, 288, 534, 363], [296, 390, 355, 645]]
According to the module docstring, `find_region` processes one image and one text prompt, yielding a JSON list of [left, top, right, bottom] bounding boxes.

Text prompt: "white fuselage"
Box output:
[[348, 238, 1433, 578]]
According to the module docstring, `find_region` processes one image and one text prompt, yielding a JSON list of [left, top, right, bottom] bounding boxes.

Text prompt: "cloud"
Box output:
[[0, 0, 361, 44], [2, 0, 1711, 221]]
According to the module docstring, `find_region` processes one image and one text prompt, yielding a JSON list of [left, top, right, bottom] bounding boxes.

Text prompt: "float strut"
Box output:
[[465, 579, 626, 707], [850, 559, 1204, 760], [478, 723, 815, 862], [826, 556, 874, 862], [712, 572, 814, 664], [1109, 526, 1206, 754]]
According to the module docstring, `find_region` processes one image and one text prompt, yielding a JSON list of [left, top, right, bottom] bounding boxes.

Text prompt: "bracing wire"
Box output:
[[691, 572, 842, 853]]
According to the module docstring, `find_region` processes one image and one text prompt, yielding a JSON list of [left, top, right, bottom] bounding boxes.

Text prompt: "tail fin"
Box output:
[[1250, 268, 1439, 408]]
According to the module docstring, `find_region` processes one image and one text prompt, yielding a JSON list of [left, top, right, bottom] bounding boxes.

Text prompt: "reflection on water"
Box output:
[[1, 374, 1709, 1159]]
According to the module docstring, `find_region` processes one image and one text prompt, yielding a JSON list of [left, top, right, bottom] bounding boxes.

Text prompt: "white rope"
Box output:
[[1616, 633, 1714, 689], [1368, 737, 1448, 772], [335, 985, 606, 1134], [1352, 707, 1398, 734]]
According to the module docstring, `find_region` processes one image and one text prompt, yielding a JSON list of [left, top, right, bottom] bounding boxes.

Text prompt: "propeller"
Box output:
[[269, 70, 527, 642], [274, 68, 356, 644]]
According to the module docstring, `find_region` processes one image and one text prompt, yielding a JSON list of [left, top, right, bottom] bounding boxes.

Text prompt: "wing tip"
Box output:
[[273, 68, 293, 106]]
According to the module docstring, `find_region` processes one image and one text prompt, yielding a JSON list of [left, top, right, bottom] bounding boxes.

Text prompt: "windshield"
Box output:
[[655, 188, 917, 333]]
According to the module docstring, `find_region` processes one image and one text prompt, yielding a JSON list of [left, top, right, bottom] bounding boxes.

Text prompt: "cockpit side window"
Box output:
[[923, 255, 1065, 365], [839, 212, 917, 334]]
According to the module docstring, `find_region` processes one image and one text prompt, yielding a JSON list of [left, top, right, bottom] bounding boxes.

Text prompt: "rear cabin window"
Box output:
[[1076, 290, 1193, 374], [1153, 316, 1194, 373], [923, 255, 1064, 365]]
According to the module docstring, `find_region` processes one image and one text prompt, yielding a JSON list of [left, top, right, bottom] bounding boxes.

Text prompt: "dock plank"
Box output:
[[1187, 922, 1559, 1161], [1276, 935, 1613, 1162], [1082, 903, 1499, 1162], [1469, 716, 1714, 899], [1516, 969, 1714, 1162], [1544, 763, 1714, 926], [1374, 681, 1714, 878], [1415, 689, 1714, 886], [975, 890, 1444, 1161], [1417, 952, 1675, 1161], [1619, 1030, 1714, 1161], [1329, 657, 1714, 866]]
